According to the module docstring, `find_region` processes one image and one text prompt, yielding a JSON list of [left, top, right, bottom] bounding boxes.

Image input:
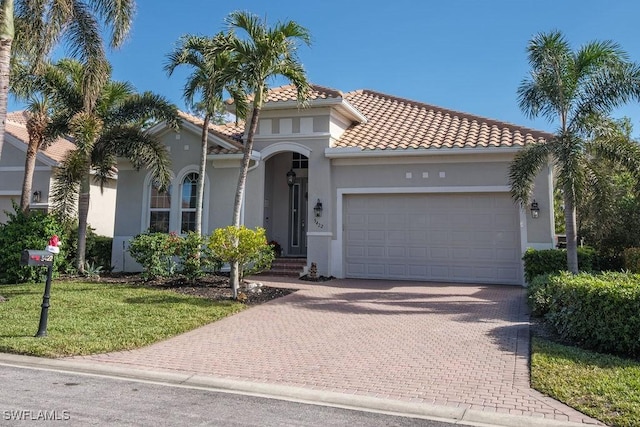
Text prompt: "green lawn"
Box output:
[[0, 281, 244, 357], [531, 337, 640, 427]]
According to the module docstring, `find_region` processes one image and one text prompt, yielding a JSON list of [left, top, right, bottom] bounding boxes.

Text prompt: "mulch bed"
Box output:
[[98, 273, 296, 306]]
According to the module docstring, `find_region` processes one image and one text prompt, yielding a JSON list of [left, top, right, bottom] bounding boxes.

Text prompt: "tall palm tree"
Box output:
[[41, 59, 179, 273], [0, 0, 135, 162], [509, 31, 640, 274], [20, 97, 53, 211], [165, 32, 247, 236], [223, 11, 311, 297]]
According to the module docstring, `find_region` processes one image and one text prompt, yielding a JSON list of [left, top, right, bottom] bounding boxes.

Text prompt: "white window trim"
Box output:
[[140, 167, 211, 234]]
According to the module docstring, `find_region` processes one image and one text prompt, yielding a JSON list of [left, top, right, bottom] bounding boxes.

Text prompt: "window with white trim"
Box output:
[[149, 183, 171, 233], [180, 172, 198, 233]]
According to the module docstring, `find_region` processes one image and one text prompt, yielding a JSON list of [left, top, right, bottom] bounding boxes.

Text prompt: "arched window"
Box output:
[[180, 172, 198, 233], [149, 182, 171, 233]]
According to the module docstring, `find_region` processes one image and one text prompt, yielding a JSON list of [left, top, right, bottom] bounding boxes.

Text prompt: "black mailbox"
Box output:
[[20, 250, 54, 267]]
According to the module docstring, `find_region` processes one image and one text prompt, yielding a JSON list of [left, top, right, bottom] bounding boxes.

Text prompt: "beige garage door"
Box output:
[[344, 193, 522, 284]]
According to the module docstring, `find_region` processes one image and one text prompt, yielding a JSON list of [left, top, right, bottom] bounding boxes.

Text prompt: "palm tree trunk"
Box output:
[[19, 139, 39, 211], [564, 192, 579, 274], [0, 0, 13, 162], [195, 115, 209, 236], [76, 167, 91, 274], [229, 105, 261, 298]]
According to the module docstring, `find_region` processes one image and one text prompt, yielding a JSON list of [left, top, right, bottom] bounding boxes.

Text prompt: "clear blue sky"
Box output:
[[12, 0, 640, 134]]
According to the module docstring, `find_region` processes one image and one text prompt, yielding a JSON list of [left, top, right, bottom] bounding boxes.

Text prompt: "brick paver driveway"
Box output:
[[71, 278, 599, 425]]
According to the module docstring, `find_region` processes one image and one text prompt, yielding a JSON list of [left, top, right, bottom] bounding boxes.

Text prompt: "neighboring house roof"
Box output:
[[254, 84, 552, 151], [5, 111, 75, 163]]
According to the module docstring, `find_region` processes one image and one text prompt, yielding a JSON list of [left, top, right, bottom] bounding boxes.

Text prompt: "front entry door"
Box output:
[[288, 178, 307, 256]]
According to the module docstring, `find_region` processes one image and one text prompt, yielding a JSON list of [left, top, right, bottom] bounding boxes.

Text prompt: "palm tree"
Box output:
[[165, 32, 247, 236], [509, 31, 640, 274], [41, 59, 179, 273], [19, 97, 53, 211], [0, 0, 135, 162], [223, 11, 311, 297]]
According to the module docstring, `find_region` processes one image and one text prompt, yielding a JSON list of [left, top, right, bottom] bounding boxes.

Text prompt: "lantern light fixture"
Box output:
[[530, 200, 540, 218], [286, 169, 296, 187], [313, 199, 323, 217]]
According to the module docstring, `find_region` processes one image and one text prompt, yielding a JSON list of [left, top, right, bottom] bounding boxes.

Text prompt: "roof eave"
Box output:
[[263, 98, 367, 124], [324, 146, 525, 158]]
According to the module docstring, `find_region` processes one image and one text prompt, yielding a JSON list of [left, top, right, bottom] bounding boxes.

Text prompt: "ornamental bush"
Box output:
[[522, 247, 596, 283], [624, 248, 640, 273], [534, 272, 640, 358], [0, 205, 67, 284], [128, 232, 181, 280], [208, 226, 274, 281]]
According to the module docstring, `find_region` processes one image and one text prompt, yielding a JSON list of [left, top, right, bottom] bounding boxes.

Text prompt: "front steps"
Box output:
[[261, 257, 307, 277]]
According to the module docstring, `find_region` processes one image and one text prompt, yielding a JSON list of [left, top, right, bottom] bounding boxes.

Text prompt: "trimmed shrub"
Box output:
[[0, 206, 67, 283], [624, 248, 640, 273], [128, 232, 181, 280], [523, 247, 597, 282], [541, 272, 640, 358], [527, 274, 560, 317], [176, 232, 221, 281]]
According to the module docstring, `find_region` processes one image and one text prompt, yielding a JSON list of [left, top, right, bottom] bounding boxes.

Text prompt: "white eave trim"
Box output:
[[207, 150, 261, 162], [263, 98, 367, 124], [324, 146, 523, 158]]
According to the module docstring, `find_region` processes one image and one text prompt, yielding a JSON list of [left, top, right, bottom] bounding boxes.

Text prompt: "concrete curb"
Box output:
[[0, 353, 592, 427]]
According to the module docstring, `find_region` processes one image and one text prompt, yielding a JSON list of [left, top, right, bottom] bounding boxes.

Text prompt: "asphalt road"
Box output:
[[0, 365, 457, 426]]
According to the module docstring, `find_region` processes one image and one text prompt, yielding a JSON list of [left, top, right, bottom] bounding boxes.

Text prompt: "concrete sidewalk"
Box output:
[[4, 278, 603, 426]]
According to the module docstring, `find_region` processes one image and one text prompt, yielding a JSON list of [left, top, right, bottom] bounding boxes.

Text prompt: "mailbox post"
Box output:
[[20, 250, 55, 337]]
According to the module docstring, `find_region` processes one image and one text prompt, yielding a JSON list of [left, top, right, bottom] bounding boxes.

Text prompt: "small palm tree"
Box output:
[[223, 11, 312, 297], [510, 31, 640, 273], [42, 58, 179, 273], [0, 0, 135, 162], [165, 32, 247, 236]]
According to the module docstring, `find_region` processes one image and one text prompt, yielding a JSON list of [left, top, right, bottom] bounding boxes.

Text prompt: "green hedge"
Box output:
[[529, 272, 640, 358], [523, 247, 596, 283]]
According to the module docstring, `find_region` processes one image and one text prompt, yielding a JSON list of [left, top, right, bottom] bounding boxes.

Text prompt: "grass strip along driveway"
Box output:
[[531, 337, 640, 427], [0, 281, 244, 357]]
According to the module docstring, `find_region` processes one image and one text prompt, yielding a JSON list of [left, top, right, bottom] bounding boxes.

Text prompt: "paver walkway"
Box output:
[[69, 278, 601, 425]]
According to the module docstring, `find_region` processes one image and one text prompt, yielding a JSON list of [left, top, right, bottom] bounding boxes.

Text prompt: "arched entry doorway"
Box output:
[[264, 151, 308, 257]]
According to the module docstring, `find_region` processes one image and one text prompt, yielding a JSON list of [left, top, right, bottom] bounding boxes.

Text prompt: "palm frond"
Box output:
[[508, 141, 553, 205], [108, 91, 179, 130], [98, 125, 172, 190], [51, 149, 85, 218]]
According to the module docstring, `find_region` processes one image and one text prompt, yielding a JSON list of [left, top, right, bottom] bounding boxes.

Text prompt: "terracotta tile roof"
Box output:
[[335, 90, 552, 150], [5, 111, 75, 163], [263, 84, 343, 103], [177, 110, 245, 150]]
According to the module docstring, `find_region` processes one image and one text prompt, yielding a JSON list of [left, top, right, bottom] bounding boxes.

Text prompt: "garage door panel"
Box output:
[[345, 193, 522, 285]]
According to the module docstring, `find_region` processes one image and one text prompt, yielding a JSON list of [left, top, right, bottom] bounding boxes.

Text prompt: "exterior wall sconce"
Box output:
[[32, 191, 41, 203], [286, 169, 296, 187], [313, 199, 323, 217], [530, 200, 540, 218]]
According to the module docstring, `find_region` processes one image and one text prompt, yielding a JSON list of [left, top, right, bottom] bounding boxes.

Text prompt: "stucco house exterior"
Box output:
[[111, 85, 555, 285], [0, 111, 117, 236]]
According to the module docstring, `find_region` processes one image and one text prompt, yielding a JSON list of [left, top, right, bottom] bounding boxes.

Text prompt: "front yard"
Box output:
[[531, 337, 640, 427], [0, 280, 246, 357]]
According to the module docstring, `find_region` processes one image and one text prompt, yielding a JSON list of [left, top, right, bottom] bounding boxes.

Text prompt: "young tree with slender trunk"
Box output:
[[510, 31, 640, 274], [221, 11, 311, 298], [165, 33, 247, 236]]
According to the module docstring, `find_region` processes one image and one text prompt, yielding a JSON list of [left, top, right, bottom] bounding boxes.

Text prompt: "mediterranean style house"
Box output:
[[111, 85, 555, 285], [0, 111, 117, 236]]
